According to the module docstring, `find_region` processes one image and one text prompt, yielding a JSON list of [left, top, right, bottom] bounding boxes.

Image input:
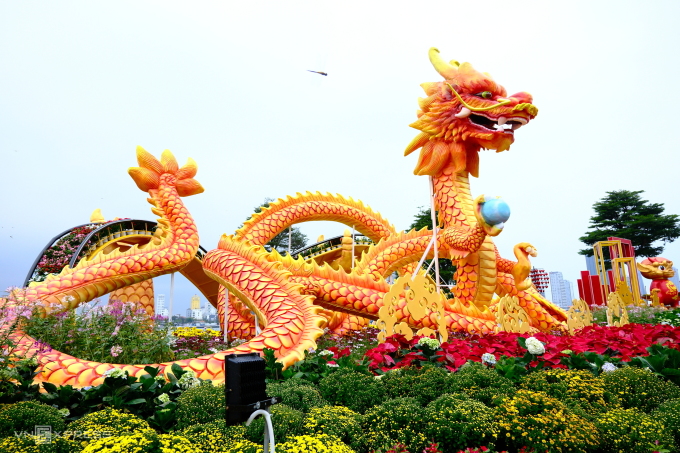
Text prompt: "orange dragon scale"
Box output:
[[7, 48, 567, 387]]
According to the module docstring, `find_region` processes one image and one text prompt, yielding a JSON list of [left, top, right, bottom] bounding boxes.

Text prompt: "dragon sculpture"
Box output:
[[638, 257, 679, 307], [7, 48, 567, 387]]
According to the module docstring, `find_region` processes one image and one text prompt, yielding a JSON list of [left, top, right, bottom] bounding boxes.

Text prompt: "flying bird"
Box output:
[[307, 70, 327, 76]]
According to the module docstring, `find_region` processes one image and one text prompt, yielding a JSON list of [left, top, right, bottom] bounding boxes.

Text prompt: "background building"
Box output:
[[189, 295, 203, 319], [549, 271, 573, 309], [155, 294, 169, 317], [671, 267, 680, 287]]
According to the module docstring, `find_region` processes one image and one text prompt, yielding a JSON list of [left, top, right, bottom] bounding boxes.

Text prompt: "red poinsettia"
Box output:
[[363, 324, 680, 372]]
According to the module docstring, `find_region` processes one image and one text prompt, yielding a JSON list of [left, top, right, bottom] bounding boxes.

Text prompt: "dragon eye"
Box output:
[[660, 266, 665, 270], [477, 91, 493, 99]]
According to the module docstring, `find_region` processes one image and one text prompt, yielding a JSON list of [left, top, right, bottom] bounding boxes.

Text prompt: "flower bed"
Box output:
[[1, 300, 680, 453]]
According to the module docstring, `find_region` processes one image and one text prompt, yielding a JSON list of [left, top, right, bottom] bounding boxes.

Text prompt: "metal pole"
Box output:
[[288, 227, 292, 254], [351, 225, 355, 270], [429, 176, 440, 293], [412, 235, 437, 281], [223, 289, 229, 343], [251, 311, 261, 335], [169, 272, 175, 322]]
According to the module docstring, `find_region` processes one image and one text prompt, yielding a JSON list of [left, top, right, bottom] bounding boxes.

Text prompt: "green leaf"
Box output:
[[42, 382, 58, 393], [144, 366, 160, 377], [517, 337, 527, 350], [170, 363, 183, 378], [125, 398, 147, 405]]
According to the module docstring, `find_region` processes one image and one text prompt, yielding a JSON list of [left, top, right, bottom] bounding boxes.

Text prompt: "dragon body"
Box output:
[[8, 48, 567, 387]]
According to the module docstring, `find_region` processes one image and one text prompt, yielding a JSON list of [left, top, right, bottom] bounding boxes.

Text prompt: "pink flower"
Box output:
[[110, 345, 123, 357]]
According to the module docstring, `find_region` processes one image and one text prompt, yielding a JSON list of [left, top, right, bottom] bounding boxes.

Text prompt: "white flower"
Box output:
[[178, 370, 200, 389], [157, 393, 170, 404], [154, 375, 166, 383], [57, 408, 70, 417], [601, 362, 618, 373], [318, 350, 334, 357], [417, 337, 440, 349], [374, 374, 385, 380], [525, 337, 545, 355], [209, 348, 219, 354], [103, 368, 127, 379], [481, 353, 497, 365]]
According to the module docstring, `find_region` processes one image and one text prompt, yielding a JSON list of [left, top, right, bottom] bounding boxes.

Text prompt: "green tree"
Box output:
[[578, 190, 680, 257], [253, 198, 309, 254], [409, 207, 456, 289]]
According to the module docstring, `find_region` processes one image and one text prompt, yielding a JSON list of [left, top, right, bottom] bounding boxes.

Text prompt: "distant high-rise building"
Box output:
[[190, 295, 203, 319], [155, 294, 169, 317], [670, 267, 680, 288], [549, 272, 573, 309], [585, 255, 597, 275], [565, 280, 573, 303], [191, 295, 201, 310]]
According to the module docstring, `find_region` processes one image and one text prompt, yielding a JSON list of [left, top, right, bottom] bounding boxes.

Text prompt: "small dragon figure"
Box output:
[[638, 257, 679, 307]]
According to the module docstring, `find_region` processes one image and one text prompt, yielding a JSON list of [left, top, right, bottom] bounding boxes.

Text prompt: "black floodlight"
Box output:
[[224, 352, 278, 425]]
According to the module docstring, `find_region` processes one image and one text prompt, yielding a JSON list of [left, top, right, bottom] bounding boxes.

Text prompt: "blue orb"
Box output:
[[481, 198, 511, 226]]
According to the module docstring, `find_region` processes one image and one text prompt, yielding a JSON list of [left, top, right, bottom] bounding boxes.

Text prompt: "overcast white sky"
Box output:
[[2, 1, 680, 314]]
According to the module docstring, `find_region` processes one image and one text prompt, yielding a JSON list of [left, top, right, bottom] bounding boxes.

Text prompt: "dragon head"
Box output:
[[405, 48, 538, 177], [638, 257, 676, 280]]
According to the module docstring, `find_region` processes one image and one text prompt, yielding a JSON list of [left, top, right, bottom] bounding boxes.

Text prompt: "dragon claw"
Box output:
[[474, 195, 510, 237]]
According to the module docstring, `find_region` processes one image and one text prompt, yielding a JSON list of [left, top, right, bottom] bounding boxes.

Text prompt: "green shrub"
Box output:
[[318, 369, 385, 414], [519, 368, 618, 418], [80, 430, 200, 453], [424, 394, 498, 453], [277, 433, 355, 453], [266, 379, 328, 412], [245, 404, 304, 444], [445, 362, 516, 407], [66, 407, 150, 441], [303, 406, 363, 451], [174, 382, 225, 429], [180, 421, 253, 453], [0, 401, 66, 438], [380, 366, 449, 405], [0, 435, 78, 453], [495, 389, 599, 452], [652, 399, 680, 448], [599, 366, 680, 412], [361, 397, 427, 452], [595, 408, 675, 453]]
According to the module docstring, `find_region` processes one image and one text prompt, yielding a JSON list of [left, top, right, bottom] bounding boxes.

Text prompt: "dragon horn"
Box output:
[[428, 47, 459, 80]]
